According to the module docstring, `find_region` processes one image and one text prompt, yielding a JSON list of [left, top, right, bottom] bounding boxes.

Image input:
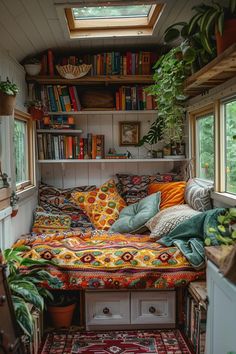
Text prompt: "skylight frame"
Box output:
[[65, 3, 165, 38]]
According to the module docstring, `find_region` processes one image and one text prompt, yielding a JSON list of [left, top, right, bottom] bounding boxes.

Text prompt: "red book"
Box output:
[[142, 52, 151, 75], [126, 52, 132, 75], [92, 135, 97, 159], [115, 91, 120, 111], [47, 49, 54, 76], [79, 138, 84, 159], [40, 54, 48, 75], [146, 93, 153, 110], [69, 86, 78, 111], [66, 136, 73, 159]]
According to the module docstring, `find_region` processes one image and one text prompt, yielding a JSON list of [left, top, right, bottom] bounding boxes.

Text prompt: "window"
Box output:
[[65, 3, 165, 38], [224, 99, 236, 194], [195, 113, 215, 182], [14, 110, 35, 192]]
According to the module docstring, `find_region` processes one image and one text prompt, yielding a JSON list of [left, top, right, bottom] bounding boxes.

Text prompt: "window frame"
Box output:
[[189, 105, 215, 182], [65, 2, 165, 38], [14, 109, 35, 194]]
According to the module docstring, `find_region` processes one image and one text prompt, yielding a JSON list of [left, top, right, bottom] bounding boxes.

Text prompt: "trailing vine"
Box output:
[[139, 41, 195, 145]]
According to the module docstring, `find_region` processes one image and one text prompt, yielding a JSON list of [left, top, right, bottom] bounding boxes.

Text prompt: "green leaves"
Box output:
[[12, 296, 34, 337], [10, 280, 44, 311], [0, 78, 19, 95]]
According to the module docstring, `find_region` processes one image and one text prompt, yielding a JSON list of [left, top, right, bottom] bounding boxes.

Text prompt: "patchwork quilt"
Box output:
[[14, 231, 205, 290]]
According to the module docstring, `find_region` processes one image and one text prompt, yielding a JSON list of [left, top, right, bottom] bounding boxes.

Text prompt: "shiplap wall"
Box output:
[[0, 0, 218, 62], [0, 48, 37, 245], [40, 111, 177, 188]]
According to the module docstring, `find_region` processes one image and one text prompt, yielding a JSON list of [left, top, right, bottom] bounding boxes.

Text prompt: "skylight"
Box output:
[[65, 3, 165, 38], [72, 5, 152, 20]]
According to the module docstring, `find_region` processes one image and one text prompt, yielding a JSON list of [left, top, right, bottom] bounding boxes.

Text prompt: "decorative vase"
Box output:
[[24, 63, 42, 76], [48, 303, 76, 328], [216, 19, 236, 55], [0, 92, 16, 116]]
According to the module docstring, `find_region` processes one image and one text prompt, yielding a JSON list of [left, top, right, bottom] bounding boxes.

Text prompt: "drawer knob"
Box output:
[[103, 307, 110, 314], [149, 306, 156, 314]]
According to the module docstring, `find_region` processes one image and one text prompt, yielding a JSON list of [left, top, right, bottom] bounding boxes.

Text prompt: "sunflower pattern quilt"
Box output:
[[15, 231, 205, 290]]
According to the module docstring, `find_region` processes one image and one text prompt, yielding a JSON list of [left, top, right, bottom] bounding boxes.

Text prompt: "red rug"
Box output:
[[40, 329, 191, 353]]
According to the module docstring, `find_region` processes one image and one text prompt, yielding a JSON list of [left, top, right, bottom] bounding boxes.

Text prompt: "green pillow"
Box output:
[[109, 192, 161, 234]]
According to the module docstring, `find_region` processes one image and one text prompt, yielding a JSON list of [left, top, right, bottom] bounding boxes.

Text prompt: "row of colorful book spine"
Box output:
[[39, 85, 81, 112], [37, 133, 105, 160], [40, 49, 158, 76], [184, 292, 206, 354], [115, 86, 156, 110]]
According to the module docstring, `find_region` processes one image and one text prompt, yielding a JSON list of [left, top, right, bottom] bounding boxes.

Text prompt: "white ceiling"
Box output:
[[0, 0, 224, 62]]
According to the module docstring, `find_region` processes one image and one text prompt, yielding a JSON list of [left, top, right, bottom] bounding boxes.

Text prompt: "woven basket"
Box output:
[[56, 64, 92, 79]]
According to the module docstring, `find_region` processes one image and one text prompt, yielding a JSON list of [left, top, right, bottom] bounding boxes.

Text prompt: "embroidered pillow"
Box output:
[[184, 179, 213, 211], [109, 192, 161, 234], [32, 212, 72, 234], [148, 181, 186, 210], [146, 204, 201, 239], [116, 173, 182, 205], [71, 179, 126, 230], [39, 183, 96, 228]]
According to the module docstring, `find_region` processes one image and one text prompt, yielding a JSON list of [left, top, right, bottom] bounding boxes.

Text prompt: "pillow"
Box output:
[[148, 181, 186, 210], [109, 192, 161, 234], [71, 179, 126, 231], [32, 212, 71, 234], [39, 183, 96, 228], [116, 173, 182, 205], [184, 179, 213, 211], [146, 204, 201, 239]]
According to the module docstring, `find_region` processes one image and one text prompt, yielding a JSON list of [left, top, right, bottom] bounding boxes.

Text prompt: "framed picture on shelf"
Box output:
[[119, 121, 140, 146]]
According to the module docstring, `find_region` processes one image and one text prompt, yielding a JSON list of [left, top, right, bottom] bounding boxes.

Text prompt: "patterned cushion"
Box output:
[[146, 204, 201, 239], [32, 212, 71, 234], [39, 183, 96, 228], [71, 179, 126, 231], [184, 179, 213, 211], [148, 181, 187, 210], [109, 192, 161, 234], [116, 173, 182, 205]]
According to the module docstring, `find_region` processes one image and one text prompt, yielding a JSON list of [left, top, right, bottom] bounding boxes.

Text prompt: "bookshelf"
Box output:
[[37, 158, 188, 163], [45, 110, 157, 115], [183, 281, 207, 354], [37, 129, 82, 134]]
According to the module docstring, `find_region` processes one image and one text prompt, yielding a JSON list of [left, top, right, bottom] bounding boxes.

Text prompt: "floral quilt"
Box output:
[[14, 231, 205, 290]]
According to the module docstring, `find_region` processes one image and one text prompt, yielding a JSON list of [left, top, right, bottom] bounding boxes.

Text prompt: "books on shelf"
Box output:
[[116, 85, 156, 111], [37, 132, 105, 161], [39, 50, 158, 77], [184, 282, 207, 354]]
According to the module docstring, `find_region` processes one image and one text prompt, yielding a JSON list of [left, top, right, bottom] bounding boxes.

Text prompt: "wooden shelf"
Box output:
[[37, 129, 82, 134], [26, 75, 154, 85], [185, 43, 236, 97], [45, 110, 157, 115], [38, 158, 188, 163]]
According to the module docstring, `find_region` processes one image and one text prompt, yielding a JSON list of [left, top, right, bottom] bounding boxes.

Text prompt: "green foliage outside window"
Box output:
[[14, 120, 27, 184], [225, 100, 236, 194], [197, 114, 214, 181]]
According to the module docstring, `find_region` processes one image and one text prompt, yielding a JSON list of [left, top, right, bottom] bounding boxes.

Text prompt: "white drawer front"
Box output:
[[86, 292, 130, 326], [131, 291, 175, 325]]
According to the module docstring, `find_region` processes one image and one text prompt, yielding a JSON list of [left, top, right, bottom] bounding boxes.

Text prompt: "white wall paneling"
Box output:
[[38, 111, 179, 188]]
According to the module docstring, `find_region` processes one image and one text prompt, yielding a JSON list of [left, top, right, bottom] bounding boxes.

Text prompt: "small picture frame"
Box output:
[[119, 121, 140, 146]]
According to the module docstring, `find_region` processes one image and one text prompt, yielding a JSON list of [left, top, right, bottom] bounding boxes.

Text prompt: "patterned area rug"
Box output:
[[40, 329, 191, 354]]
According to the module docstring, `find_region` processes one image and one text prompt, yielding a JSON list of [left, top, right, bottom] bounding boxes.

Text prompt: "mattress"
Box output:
[[15, 230, 205, 290]]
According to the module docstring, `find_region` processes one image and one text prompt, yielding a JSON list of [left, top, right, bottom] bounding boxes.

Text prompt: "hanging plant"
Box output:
[[140, 41, 195, 145]]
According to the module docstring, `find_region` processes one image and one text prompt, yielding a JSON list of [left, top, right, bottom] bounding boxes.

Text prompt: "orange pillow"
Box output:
[[71, 179, 126, 230], [148, 181, 186, 210]]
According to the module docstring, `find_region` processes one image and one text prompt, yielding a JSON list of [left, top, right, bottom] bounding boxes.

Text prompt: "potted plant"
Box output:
[[3, 246, 56, 338], [139, 41, 195, 145], [24, 58, 42, 76], [188, 0, 236, 55], [46, 290, 77, 328], [10, 191, 19, 217], [25, 100, 45, 120], [0, 78, 19, 116]]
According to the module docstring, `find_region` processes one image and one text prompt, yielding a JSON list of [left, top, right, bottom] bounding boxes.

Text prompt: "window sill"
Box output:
[[211, 192, 236, 207], [17, 185, 37, 202]]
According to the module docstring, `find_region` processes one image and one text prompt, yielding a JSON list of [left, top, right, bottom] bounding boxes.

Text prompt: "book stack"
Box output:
[[116, 86, 156, 110], [37, 84, 81, 112], [184, 282, 207, 354], [37, 116, 75, 129], [37, 133, 105, 160]]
